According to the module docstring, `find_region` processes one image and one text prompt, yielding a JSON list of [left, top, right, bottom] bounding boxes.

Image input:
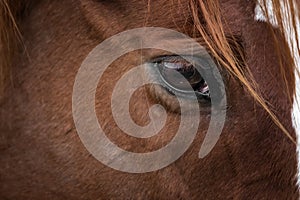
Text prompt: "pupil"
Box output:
[[177, 64, 195, 79]]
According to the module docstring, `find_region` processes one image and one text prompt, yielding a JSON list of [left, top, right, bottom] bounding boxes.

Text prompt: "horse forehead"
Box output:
[[80, 0, 256, 38]]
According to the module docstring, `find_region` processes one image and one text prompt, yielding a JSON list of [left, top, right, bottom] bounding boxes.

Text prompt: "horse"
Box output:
[[0, 0, 299, 199]]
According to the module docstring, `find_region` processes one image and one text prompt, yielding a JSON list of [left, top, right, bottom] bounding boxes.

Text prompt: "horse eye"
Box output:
[[155, 56, 210, 99]]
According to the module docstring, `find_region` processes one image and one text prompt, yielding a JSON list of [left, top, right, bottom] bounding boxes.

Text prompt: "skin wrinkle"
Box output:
[[0, 0, 299, 199]]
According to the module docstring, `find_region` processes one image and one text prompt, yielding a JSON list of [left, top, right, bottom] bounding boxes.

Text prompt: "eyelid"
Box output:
[[151, 55, 213, 72]]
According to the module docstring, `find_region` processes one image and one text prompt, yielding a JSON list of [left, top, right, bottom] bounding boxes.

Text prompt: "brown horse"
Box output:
[[0, 0, 299, 199]]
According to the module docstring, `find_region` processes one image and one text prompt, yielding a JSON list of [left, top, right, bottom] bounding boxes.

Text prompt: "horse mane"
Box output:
[[0, 0, 299, 140], [190, 0, 300, 142]]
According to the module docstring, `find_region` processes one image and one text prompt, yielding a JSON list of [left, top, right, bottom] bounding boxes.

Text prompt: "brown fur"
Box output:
[[0, 0, 32, 96], [0, 0, 299, 199]]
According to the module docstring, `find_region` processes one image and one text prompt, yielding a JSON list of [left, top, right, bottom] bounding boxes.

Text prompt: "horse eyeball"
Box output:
[[156, 56, 211, 99]]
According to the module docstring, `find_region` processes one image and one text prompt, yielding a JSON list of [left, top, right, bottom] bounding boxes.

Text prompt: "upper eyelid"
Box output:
[[147, 35, 245, 67], [140, 34, 244, 63], [150, 55, 214, 71], [149, 52, 211, 62]]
